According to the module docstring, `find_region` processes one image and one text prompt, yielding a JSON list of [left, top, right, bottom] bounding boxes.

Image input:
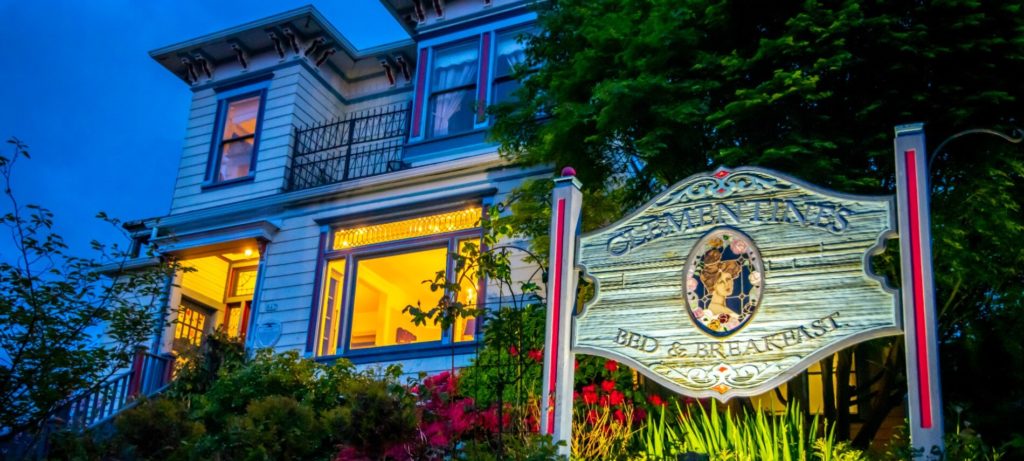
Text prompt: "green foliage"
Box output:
[[112, 398, 204, 461], [491, 0, 1024, 447], [327, 366, 417, 459], [225, 395, 321, 461], [638, 402, 866, 461], [0, 137, 184, 441]]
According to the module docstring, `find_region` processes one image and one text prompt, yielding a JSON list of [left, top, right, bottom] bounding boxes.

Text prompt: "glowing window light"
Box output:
[[332, 207, 481, 250]]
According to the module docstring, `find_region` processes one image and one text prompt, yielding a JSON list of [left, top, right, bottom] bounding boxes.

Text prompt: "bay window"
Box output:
[[314, 207, 483, 357], [428, 40, 479, 138]]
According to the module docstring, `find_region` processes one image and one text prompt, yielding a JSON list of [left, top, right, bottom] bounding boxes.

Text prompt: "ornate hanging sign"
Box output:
[[573, 166, 900, 401]]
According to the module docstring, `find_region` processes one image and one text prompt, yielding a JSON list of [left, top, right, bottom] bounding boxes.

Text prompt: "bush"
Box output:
[[113, 398, 204, 461]]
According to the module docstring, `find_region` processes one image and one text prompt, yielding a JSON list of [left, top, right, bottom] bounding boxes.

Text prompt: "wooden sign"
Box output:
[[574, 167, 900, 400]]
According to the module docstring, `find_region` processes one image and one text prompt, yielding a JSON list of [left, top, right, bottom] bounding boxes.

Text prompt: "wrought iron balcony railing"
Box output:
[[288, 102, 411, 191]]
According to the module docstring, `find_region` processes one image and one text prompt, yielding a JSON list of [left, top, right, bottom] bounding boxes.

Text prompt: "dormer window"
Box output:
[[428, 40, 479, 138], [208, 90, 266, 184]]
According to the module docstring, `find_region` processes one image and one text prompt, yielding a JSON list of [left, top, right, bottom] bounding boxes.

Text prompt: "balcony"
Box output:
[[287, 102, 411, 191]]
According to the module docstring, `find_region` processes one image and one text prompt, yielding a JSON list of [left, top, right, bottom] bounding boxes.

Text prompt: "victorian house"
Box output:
[[70, 1, 545, 422]]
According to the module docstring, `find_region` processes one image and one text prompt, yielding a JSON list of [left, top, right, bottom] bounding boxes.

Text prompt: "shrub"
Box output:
[[113, 397, 204, 461]]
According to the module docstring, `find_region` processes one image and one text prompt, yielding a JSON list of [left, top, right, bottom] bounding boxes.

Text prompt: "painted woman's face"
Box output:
[[714, 271, 735, 297]]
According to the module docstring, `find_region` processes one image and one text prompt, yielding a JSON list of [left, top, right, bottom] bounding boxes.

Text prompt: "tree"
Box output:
[[491, 0, 1024, 448], [0, 138, 180, 442]]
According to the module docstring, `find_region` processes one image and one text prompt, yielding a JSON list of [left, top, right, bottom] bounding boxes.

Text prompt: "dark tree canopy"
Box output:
[[491, 0, 1024, 448]]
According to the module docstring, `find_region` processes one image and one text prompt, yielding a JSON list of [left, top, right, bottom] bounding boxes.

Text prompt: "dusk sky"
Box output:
[[0, 1, 408, 261]]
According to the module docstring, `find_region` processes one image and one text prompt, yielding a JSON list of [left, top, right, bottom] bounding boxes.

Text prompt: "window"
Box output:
[[173, 299, 213, 353], [428, 41, 479, 138], [492, 28, 534, 106], [314, 207, 483, 356], [210, 92, 264, 183]]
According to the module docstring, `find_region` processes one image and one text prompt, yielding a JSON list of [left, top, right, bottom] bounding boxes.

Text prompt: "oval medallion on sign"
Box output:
[[684, 228, 765, 337]]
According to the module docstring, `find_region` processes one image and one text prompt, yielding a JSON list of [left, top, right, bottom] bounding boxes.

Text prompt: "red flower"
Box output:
[[586, 409, 599, 424], [527, 349, 544, 363], [508, 345, 519, 356], [633, 407, 648, 423], [609, 390, 624, 406], [613, 409, 626, 424], [648, 394, 666, 406], [574, 359, 579, 370], [604, 359, 618, 372], [600, 380, 616, 393], [581, 384, 598, 405], [599, 395, 610, 407]]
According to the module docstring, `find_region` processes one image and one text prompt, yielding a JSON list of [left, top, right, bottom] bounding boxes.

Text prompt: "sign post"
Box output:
[[540, 167, 582, 456], [894, 123, 945, 459]]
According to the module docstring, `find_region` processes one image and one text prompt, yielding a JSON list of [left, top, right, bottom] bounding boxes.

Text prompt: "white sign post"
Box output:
[[539, 169, 582, 458], [894, 123, 945, 459]]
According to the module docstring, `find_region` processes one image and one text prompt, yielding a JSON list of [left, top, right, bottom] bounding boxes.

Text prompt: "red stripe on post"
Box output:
[[547, 198, 566, 434], [477, 33, 491, 122], [411, 47, 429, 138], [905, 149, 933, 428]]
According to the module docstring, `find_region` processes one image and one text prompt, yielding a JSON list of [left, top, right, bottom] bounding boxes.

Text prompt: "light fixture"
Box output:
[[244, 248, 253, 257]]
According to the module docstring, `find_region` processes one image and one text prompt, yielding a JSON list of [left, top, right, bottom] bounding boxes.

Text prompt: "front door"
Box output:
[[172, 298, 215, 355]]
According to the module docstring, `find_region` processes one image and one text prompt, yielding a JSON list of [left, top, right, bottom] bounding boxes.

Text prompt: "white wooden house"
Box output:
[[130, 1, 545, 378]]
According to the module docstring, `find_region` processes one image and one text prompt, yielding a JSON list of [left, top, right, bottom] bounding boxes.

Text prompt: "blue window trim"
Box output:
[[203, 88, 268, 188], [312, 218, 486, 359]]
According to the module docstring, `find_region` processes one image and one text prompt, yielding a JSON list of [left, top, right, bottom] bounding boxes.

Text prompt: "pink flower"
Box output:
[[694, 308, 704, 319], [687, 277, 699, 292], [726, 318, 740, 329], [730, 239, 748, 255], [604, 360, 618, 372]]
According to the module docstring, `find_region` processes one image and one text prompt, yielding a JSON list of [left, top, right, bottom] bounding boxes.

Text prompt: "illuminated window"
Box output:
[[314, 208, 483, 356], [332, 207, 481, 250], [173, 299, 212, 353], [210, 92, 264, 183], [316, 260, 346, 356]]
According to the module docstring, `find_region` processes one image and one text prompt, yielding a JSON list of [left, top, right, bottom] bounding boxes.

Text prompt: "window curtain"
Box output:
[[431, 45, 478, 136], [496, 39, 526, 74]]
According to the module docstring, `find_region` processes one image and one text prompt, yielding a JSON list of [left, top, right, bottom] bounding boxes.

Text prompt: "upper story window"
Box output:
[[209, 91, 266, 184], [428, 40, 479, 138], [492, 28, 532, 106], [314, 207, 483, 357]]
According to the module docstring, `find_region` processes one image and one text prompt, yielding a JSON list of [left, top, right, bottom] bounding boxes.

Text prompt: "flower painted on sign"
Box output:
[[730, 239, 748, 255], [687, 277, 699, 292], [748, 271, 761, 286]]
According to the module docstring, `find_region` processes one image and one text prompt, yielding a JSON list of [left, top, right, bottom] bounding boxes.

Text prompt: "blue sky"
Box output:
[[0, 1, 408, 261]]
